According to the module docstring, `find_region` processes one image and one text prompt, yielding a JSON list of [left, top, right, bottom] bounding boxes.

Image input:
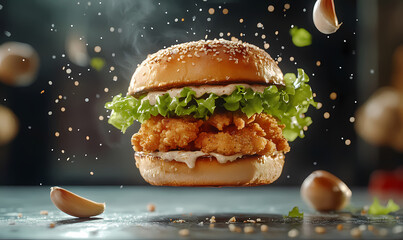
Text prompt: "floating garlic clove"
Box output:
[[313, 0, 342, 34], [50, 186, 105, 218]]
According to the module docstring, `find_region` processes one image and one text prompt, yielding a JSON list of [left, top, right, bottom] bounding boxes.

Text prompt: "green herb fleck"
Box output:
[[285, 206, 304, 218], [90, 57, 105, 71], [368, 197, 400, 215], [290, 26, 312, 47]]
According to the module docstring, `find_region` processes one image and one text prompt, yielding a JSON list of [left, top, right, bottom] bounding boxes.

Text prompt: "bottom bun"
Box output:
[[134, 152, 285, 186]]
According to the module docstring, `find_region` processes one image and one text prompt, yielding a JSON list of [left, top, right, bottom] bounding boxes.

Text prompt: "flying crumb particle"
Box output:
[[208, 8, 214, 15], [94, 46, 101, 53], [222, 8, 228, 14], [49, 222, 55, 228], [40, 210, 48, 215], [178, 229, 189, 236], [284, 3, 290, 10], [290, 56, 295, 61], [275, 30, 279, 35], [257, 22, 263, 28], [330, 92, 337, 100], [345, 139, 351, 145], [60, 107, 66, 112], [288, 229, 299, 238], [86, 136, 90, 141], [66, 68, 72, 74], [349, 117, 355, 123], [61, 150, 65, 153], [317, 102, 323, 109], [239, 18, 243, 23], [228, 216, 236, 222], [210, 216, 216, 223], [244, 226, 254, 234], [68, 127, 72, 132], [113, 76, 118, 81], [181, 18, 184, 22], [110, 66, 115, 71], [261, 34, 266, 39], [90, 171, 94, 175], [99, 116, 104, 121], [147, 203, 156, 212], [277, 57, 282, 62], [350, 228, 362, 238], [324, 112, 330, 119], [264, 43, 270, 49], [316, 61, 321, 66], [173, 219, 186, 223], [337, 224, 344, 231], [40, 90, 45, 94], [227, 32, 231, 36], [104, 88, 109, 92], [261, 224, 269, 232], [268, 5, 274, 12], [58, 95, 62, 99], [315, 226, 326, 234], [55, 132, 60, 137]]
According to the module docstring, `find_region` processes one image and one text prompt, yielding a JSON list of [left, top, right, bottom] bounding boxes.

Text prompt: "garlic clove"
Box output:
[[50, 186, 105, 218], [313, 0, 342, 34]]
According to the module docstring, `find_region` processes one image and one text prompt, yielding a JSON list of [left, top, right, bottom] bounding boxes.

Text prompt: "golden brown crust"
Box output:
[[134, 153, 285, 186], [131, 113, 290, 155], [128, 39, 284, 96]]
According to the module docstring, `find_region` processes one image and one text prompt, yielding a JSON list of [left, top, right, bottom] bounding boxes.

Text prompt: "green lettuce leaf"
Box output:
[[290, 26, 312, 47], [284, 206, 304, 218], [368, 198, 400, 215], [105, 68, 317, 141]]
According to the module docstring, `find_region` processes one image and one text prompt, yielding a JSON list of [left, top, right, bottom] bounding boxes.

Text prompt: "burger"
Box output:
[[105, 39, 316, 186]]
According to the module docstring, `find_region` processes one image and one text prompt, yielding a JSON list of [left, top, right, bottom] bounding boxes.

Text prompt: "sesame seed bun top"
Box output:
[[128, 39, 284, 96]]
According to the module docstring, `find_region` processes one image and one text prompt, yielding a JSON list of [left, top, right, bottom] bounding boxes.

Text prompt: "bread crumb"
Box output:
[[173, 219, 186, 223], [178, 229, 189, 236], [147, 203, 156, 212], [228, 216, 236, 223], [244, 219, 256, 223], [288, 229, 299, 238], [350, 228, 362, 238], [256, 218, 262, 222], [244, 226, 254, 234], [40, 210, 48, 215], [315, 226, 326, 234], [260, 224, 269, 232], [49, 222, 56, 228], [228, 224, 242, 233], [210, 216, 216, 223], [337, 224, 344, 231]]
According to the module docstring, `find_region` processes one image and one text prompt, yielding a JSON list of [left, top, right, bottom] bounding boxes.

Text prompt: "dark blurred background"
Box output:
[[0, 0, 402, 187]]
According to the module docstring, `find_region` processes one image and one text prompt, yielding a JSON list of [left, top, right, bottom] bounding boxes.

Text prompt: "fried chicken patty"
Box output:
[[131, 112, 290, 156]]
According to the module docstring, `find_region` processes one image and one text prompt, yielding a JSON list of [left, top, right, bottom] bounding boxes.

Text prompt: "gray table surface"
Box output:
[[0, 186, 402, 239]]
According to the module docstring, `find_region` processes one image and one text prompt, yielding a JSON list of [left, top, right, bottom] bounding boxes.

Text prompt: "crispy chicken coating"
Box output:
[[131, 112, 290, 155], [131, 116, 203, 152]]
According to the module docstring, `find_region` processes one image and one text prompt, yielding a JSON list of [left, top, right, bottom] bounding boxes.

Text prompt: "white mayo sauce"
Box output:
[[142, 84, 267, 105], [136, 151, 243, 168]]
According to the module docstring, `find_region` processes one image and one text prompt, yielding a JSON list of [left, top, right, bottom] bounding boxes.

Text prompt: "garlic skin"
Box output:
[[313, 0, 342, 34], [50, 187, 105, 218]]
